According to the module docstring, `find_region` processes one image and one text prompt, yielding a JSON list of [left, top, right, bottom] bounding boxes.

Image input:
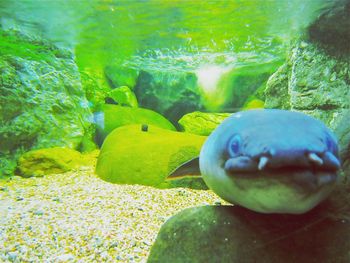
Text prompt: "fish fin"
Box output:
[[167, 157, 201, 179]]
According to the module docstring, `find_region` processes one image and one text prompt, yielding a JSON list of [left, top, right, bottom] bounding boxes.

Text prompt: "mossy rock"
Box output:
[[104, 65, 139, 89], [95, 125, 208, 189], [241, 99, 265, 110], [96, 104, 176, 143], [178, 111, 231, 136], [106, 86, 138, 107], [16, 147, 87, 177]]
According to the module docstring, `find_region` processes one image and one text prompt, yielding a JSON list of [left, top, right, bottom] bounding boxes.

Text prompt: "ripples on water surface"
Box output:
[[0, 0, 335, 72]]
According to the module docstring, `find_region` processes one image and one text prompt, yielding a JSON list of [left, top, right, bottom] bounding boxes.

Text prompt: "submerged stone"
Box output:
[[134, 70, 204, 124], [202, 61, 281, 111], [105, 86, 138, 107], [178, 111, 231, 136], [241, 98, 265, 110], [308, 0, 350, 54], [95, 125, 207, 189], [104, 65, 139, 89], [95, 104, 176, 145], [0, 30, 94, 176], [16, 147, 87, 177], [148, 183, 350, 263]]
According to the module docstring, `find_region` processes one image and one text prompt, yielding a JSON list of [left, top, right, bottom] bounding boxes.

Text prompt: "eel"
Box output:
[[169, 109, 341, 214]]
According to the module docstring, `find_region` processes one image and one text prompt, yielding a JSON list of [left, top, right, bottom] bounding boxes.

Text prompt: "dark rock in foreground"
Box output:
[[148, 183, 350, 263]]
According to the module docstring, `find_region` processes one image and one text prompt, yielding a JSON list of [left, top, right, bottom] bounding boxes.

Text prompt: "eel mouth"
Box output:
[[223, 152, 340, 191], [224, 151, 341, 175]]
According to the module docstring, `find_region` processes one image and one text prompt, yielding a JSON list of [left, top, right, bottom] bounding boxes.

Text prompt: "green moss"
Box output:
[[0, 30, 65, 62], [95, 125, 207, 189]]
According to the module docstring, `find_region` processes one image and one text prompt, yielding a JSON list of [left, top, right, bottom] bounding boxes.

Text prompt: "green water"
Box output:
[[0, 0, 333, 72], [0, 0, 345, 176]]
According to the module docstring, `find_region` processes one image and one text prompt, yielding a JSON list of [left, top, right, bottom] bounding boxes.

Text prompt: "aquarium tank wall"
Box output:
[[0, 0, 349, 262]]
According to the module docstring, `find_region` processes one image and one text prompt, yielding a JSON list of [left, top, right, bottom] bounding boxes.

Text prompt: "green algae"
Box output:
[[0, 30, 69, 63]]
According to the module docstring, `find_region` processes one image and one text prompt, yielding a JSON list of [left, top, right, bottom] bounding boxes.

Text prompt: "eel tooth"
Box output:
[[258, 156, 269, 170], [308, 152, 323, 166], [323, 151, 341, 170]]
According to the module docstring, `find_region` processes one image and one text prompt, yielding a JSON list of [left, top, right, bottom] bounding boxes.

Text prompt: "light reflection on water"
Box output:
[[0, 0, 335, 71]]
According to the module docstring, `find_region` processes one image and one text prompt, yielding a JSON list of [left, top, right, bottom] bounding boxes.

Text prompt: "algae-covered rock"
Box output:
[[104, 65, 139, 89], [106, 86, 138, 107], [0, 30, 93, 176], [95, 125, 207, 189], [16, 147, 87, 177], [148, 185, 350, 263], [134, 70, 204, 124], [178, 111, 231, 136], [202, 61, 281, 111], [80, 69, 111, 111], [95, 104, 176, 144], [241, 99, 265, 110]]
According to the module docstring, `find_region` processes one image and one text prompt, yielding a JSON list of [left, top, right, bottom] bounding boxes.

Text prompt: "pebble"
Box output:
[[56, 253, 75, 261], [33, 210, 44, 216], [109, 242, 119, 248], [7, 251, 18, 262], [0, 166, 226, 262], [52, 197, 61, 202]]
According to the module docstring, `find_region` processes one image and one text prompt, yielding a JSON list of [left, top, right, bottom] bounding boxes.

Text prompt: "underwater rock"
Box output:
[[0, 30, 93, 176], [95, 125, 207, 189], [134, 70, 204, 125], [178, 111, 231, 136], [104, 65, 139, 89], [308, 0, 350, 54], [241, 98, 265, 110], [94, 104, 176, 145], [148, 184, 350, 263], [205, 61, 281, 111], [16, 147, 87, 177], [264, 40, 350, 177], [80, 68, 111, 112], [105, 86, 138, 107]]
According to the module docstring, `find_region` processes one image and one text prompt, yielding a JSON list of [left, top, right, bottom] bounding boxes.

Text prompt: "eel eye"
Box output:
[[228, 134, 241, 156]]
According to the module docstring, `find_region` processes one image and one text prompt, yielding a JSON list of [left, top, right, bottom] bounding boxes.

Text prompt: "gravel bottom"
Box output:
[[0, 166, 227, 262]]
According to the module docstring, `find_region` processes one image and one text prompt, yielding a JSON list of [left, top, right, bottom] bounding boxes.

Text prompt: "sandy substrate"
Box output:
[[0, 166, 227, 262]]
